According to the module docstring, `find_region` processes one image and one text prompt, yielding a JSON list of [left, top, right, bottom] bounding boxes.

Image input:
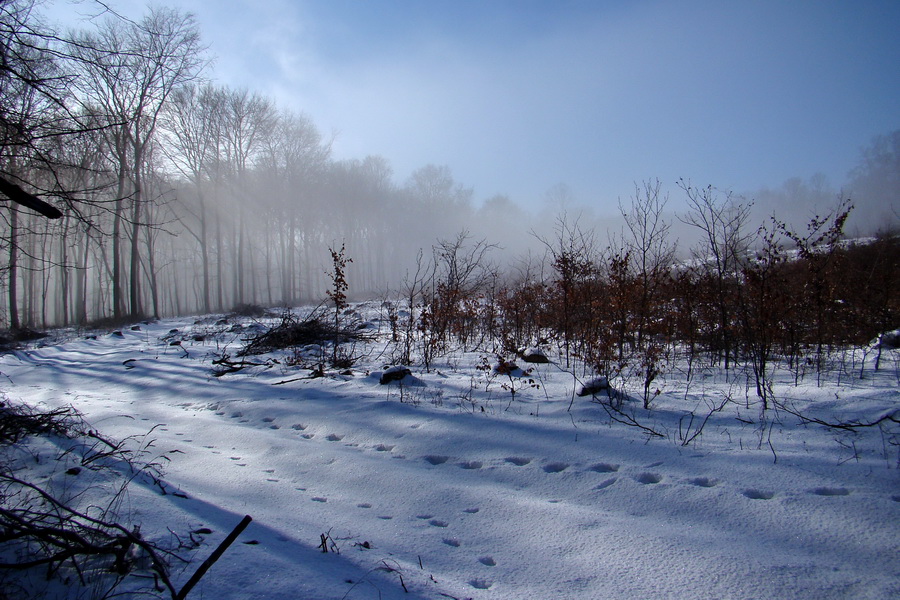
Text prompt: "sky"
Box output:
[[51, 0, 900, 215]]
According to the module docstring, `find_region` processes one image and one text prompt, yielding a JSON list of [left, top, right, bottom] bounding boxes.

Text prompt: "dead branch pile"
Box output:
[[237, 309, 373, 357], [0, 402, 77, 444]]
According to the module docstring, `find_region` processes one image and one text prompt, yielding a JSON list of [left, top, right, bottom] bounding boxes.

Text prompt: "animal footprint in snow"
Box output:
[[291, 423, 306, 431], [505, 456, 531, 466], [302, 433, 314, 439], [311, 497, 327, 502], [590, 463, 619, 473], [463, 507, 479, 514], [470, 579, 492, 590], [442, 538, 461, 547], [416, 514, 434, 520], [459, 460, 483, 470], [429, 519, 449, 528], [811, 487, 849, 497], [423, 455, 449, 465], [543, 462, 569, 473], [690, 477, 718, 488], [635, 472, 663, 484], [743, 489, 774, 500], [594, 477, 617, 490], [262, 417, 275, 423], [229, 456, 241, 461], [357, 503, 372, 509], [375, 444, 394, 452], [326, 433, 343, 442], [478, 556, 496, 567]]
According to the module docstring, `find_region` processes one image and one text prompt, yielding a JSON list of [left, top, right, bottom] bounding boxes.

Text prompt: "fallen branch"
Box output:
[[595, 399, 666, 439], [0, 473, 180, 598], [775, 400, 900, 432], [211, 355, 267, 377], [176, 515, 252, 600]]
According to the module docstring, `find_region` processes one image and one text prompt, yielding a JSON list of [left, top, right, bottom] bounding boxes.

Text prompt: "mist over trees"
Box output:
[[1, 0, 898, 331]]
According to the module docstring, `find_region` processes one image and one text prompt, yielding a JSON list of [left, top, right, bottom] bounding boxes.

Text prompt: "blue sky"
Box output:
[[55, 0, 900, 215]]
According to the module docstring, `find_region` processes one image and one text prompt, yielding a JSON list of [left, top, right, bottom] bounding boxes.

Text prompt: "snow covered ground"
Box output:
[[1, 305, 898, 599]]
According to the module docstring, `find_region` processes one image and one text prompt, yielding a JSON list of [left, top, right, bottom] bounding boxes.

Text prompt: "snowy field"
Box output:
[[1, 304, 898, 599]]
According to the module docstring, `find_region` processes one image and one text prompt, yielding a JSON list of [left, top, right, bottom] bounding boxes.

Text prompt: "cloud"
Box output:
[[63, 0, 900, 218]]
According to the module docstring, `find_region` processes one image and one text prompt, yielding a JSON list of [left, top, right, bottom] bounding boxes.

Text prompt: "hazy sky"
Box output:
[[55, 0, 900, 213]]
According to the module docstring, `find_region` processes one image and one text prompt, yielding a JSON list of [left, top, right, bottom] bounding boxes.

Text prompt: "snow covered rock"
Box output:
[[875, 329, 900, 349], [519, 347, 550, 363], [379, 365, 412, 384], [576, 376, 610, 397]]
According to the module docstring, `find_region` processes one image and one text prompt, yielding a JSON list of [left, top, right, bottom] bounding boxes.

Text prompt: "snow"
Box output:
[[1, 305, 898, 599]]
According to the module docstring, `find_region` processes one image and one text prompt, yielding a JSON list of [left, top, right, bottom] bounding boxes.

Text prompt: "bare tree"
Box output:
[[620, 179, 675, 349], [619, 180, 675, 408], [218, 87, 276, 307], [258, 108, 331, 305], [70, 5, 205, 318], [160, 84, 224, 313], [678, 179, 754, 369]]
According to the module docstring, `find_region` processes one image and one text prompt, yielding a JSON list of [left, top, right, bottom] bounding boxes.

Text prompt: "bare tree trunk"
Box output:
[[24, 228, 35, 327], [265, 234, 273, 306], [233, 218, 242, 306], [216, 211, 224, 311], [75, 227, 89, 325], [112, 169, 126, 320], [129, 141, 144, 318], [198, 191, 211, 313], [143, 196, 160, 318], [288, 215, 298, 304], [58, 215, 70, 326], [8, 203, 20, 329]]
